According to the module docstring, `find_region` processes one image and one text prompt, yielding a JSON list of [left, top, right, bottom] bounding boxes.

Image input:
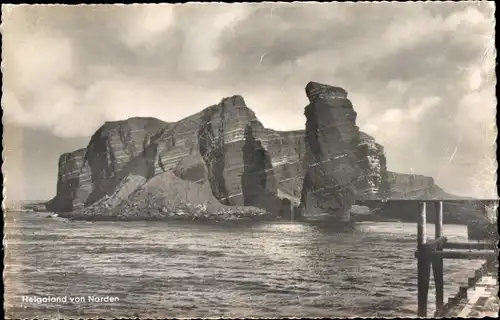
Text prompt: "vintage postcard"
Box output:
[[2, 2, 498, 318]]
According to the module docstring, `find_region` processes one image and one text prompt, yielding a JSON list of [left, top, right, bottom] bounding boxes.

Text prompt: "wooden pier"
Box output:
[[415, 201, 498, 318]]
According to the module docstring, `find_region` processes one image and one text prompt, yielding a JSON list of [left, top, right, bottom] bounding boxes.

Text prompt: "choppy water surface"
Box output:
[[4, 212, 486, 318]]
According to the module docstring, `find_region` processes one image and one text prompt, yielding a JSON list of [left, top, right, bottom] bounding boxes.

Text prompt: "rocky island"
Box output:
[[46, 81, 485, 224]]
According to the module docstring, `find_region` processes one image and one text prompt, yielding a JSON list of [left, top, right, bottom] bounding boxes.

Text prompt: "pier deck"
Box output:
[[444, 270, 499, 318]]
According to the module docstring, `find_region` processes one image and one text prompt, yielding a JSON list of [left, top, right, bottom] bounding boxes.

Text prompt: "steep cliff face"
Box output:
[[48, 117, 168, 212], [83, 117, 168, 206], [196, 96, 283, 213], [47, 148, 91, 211], [299, 82, 372, 219]]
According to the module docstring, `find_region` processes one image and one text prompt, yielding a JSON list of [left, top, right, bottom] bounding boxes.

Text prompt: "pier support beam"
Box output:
[[432, 256, 444, 312], [418, 249, 431, 317]]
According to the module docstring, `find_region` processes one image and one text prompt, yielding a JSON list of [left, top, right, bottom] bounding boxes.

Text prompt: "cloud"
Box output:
[[120, 4, 176, 49], [1, 3, 496, 199]]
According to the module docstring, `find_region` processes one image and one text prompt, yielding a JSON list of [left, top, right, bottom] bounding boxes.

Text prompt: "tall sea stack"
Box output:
[[300, 82, 375, 220]]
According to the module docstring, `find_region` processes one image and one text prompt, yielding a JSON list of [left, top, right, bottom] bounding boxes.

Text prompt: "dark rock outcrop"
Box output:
[[241, 124, 285, 215]]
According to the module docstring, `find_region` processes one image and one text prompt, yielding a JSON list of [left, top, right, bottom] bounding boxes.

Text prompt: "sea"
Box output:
[[4, 211, 488, 318]]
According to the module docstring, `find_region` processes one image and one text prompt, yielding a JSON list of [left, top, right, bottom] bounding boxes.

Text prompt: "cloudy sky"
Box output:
[[2, 2, 497, 201]]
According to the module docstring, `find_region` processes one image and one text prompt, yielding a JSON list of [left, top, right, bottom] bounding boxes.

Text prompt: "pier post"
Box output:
[[435, 201, 443, 238], [417, 201, 427, 247], [417, 201, 430, 317], [432, 202, 444, 314], [434, 201, 444, 312]]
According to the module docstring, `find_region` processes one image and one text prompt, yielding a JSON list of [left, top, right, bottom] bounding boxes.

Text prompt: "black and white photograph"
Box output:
[[2, 2, 498, 318]]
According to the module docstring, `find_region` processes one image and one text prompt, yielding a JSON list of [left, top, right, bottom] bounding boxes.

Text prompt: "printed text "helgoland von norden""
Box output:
[[22, 296, 119, 304]]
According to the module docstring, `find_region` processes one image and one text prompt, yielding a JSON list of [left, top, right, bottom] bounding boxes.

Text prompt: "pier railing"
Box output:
[[415, 201, 497, 317]]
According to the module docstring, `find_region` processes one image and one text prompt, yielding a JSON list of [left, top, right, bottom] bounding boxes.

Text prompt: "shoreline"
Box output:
[[56, 212, 282, 223], [9, 208, 483, 227], [51, 210, 358, 227]]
